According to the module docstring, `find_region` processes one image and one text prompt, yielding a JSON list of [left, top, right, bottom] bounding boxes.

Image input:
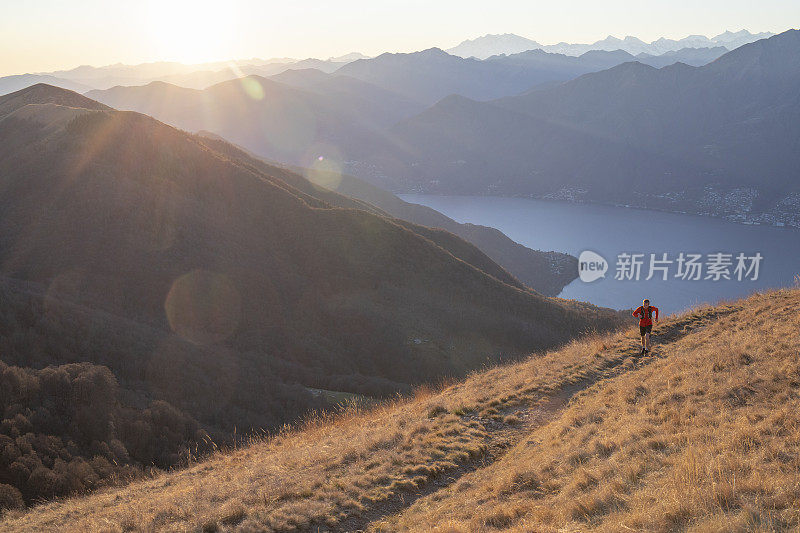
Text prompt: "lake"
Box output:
[[399, 195, 800, 314]]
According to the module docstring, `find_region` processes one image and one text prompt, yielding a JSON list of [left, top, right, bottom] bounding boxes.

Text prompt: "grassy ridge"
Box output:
[[4, 289, 796, 531], [380, 289, 800, 531]]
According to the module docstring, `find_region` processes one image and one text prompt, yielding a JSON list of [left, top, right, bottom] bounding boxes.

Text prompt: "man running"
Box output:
[[633, 298, 659, 354]]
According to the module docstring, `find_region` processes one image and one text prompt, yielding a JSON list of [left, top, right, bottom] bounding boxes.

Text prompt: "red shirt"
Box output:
[[633, 305, 658, 326]]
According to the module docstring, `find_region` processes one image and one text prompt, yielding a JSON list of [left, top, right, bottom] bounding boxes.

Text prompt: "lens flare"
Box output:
[[164, 269, 241, 345], [240, 76, 265, 101], [304, 145, 344, 190]]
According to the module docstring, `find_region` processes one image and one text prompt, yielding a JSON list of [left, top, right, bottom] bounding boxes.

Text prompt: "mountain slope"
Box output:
[[635, 46, 728, 68], [327, 170, 577, 296], [0, 83, 110, 116], [0, 272, 317, 507], [195, 134, 577, 295], [193, 131, 578, 295], [266, 69, 424, 126], [355, 91, 682, 196], [5, 288, 797, 530], [378, 289, 800, 531], [86, 75, 418, 165], [333, 48, 652, 105]]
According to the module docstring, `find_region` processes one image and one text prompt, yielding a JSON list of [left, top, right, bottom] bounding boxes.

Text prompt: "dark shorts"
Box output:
[[639, 325, 652, 336]]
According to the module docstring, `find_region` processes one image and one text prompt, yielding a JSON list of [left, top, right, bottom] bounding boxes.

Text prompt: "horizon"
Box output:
[[8, 28, 782, 75], [2, 0, 798, 76]]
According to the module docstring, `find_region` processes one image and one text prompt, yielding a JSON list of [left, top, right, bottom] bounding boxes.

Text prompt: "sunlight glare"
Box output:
[[147, 0, 236, 64]]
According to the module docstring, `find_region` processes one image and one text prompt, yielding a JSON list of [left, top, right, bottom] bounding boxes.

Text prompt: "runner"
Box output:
[[632, 298, 659, 354]]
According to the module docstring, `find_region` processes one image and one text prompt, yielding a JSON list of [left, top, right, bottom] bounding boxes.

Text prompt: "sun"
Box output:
[[147, 0, 236, 64]]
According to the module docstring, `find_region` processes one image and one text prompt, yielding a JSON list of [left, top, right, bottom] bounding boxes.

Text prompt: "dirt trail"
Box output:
[[333, 306, 736, 532]]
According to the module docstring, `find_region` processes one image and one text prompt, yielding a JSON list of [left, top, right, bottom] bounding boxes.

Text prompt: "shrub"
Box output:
[[0, 483, 23, 510]]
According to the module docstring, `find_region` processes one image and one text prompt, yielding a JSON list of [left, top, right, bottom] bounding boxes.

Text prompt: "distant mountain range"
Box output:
[[447, 29, 775, 59], [332, 45, 731, 104], [354, 30, 800, 227], [2, 32, 769, 97], [0, 54, 371, 93], [84, 30, 800, 227], [87, 45, 734, 130], [335, 47, 632, 104]]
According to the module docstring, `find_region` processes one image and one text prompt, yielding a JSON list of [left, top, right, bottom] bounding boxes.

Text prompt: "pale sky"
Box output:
[[1, 0, 798, 76]]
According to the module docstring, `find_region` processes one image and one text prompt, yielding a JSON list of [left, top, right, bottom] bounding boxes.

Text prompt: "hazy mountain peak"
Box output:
[[711, 29, 776, 45], [3, 102, 98, 132], [202, 73, 309, 97], [436, 93, 479, 107], [609, 60, 656, 73], [367, 47, 452, 62], [659, 61, 696, 73], [135, 80, 200, 93], [714, 29, 755, 39], [327, 52, 370, 62], [580, 49, 636, 60], [417, 47, 451, 57], [0, 83, 110, 117], [447, 33, 542, 59], [270, 67, 331, 84]]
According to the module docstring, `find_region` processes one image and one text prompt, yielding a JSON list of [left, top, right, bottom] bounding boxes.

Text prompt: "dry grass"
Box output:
[[3, 289, 799, 532], [377, 289, 800, 532]]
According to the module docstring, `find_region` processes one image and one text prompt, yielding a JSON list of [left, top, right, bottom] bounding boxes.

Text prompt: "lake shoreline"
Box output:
[[399, 194, 800, 314], [399, 193, 800, 231]]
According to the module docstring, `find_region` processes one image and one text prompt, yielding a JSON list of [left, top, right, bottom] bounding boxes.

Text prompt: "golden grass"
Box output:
[[4, 289, 799, 532], [377, 289, 800, 532]]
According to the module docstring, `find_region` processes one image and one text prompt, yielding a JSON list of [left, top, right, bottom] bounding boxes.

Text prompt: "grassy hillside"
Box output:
[[0, 84, 622, 506], [197, 133, 577, 296], [5, 288, 797, 531]]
